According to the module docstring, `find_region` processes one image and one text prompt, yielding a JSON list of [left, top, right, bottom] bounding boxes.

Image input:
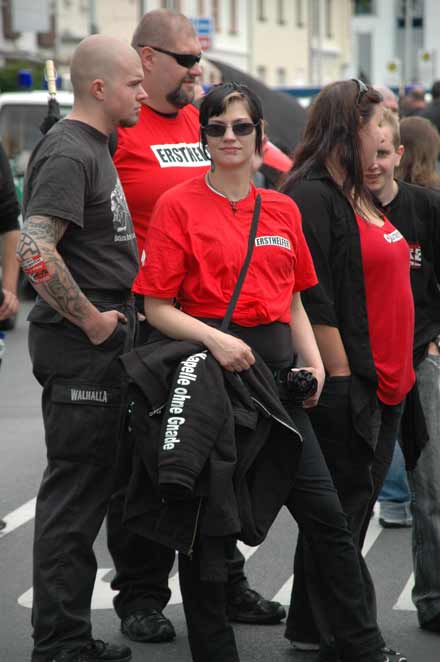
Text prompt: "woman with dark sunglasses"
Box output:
[[132, 82, 397, 662], [280, 80, 413, 661]]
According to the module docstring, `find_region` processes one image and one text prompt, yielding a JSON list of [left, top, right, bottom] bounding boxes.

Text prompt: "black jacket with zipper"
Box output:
[[120, 337, 303, 561]]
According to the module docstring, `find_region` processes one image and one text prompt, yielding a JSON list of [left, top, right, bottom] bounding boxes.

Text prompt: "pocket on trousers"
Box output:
[[96, 321, 128, 351], [45, 379, 124, 466], [27, 302, 64, 324]]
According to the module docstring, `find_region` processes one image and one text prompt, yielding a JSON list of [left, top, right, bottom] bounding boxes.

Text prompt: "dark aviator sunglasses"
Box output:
[[138, 45, 202, 69], [202, 122, 258, 138]]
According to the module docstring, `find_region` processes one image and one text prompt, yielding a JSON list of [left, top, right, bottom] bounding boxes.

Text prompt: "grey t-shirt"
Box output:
[[23, 119, 139, 291]]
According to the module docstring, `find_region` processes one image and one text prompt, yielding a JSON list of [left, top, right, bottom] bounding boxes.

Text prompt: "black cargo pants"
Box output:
[[28, 294, 136, 661]]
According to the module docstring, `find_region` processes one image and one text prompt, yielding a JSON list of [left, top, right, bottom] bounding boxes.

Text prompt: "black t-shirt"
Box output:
[[23, 119, 139, 291], [381, 180, 440, 365], [0, 142, 20, 234]]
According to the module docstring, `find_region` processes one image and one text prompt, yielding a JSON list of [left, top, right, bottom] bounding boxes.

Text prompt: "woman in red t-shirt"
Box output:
[[134, 83, 386, 662], [281, 80, 414, 660]]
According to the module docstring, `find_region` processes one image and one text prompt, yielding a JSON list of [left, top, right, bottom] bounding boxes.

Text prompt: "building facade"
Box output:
[[1, 0, 352, 89], [351, 0, 440, 88]]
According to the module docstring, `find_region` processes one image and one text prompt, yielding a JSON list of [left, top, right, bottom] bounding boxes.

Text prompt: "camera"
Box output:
[[279, 368, 318, 406]]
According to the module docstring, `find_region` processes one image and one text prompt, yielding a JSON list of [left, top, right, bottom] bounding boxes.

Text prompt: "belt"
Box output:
[[82, 288, 133, 304]]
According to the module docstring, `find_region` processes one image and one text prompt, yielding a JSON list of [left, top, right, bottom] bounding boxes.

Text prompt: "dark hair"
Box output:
[[199, 82, 264, 157], [282, 79, 382, 213], [431, 80, 440, 100], [396, 116, 440, 189]]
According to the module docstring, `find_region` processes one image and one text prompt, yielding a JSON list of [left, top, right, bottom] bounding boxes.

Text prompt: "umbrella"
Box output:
[[206, 58, 307, 156]]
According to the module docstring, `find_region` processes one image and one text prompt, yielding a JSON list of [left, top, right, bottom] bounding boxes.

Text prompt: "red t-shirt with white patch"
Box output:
[[356, 214, 415, 405], [114, 104, 210, 258], [133, 175, 317, 326]]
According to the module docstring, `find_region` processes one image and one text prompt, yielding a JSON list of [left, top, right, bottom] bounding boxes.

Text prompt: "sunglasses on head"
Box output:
[[352, 78, 368, 105], [202, 122, 258, 138], [138, 45, 202, 69]]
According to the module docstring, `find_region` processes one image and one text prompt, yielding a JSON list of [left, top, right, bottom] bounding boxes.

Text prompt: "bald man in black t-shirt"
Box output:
[[17, 35, 147, 662]]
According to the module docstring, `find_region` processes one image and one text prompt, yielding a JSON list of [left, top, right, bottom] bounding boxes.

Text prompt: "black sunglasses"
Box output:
[[202, 122, 257, 138], [352, 78, 368, 105], [138, 45, 202, 69]]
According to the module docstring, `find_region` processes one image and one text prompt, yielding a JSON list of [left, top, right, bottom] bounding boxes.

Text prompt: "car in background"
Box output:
[[0, 90, 73, 202], [0, 90, 73, 324]]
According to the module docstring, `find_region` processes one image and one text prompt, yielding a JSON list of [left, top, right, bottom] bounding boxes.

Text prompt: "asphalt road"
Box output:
[[1, 304, 439, 662]]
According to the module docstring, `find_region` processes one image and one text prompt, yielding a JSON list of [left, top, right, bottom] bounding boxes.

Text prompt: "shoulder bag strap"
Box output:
[[220, 193, 261, 332]]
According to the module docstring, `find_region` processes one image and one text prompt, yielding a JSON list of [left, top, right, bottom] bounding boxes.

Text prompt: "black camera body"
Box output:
[[278, 368, 318, 406]]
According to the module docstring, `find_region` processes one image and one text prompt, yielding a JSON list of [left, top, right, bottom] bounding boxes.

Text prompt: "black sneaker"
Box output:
[[121, 609, 176, 643], [227, 587, 286, 624], [52, 640, 131, 662]]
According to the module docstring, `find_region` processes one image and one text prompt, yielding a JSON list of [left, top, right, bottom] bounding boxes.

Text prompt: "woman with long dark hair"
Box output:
[[131, 82, 395, 662], [281, 80, 414, 660]]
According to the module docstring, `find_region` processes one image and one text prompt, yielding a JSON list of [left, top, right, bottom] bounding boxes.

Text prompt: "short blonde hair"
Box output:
[[381, 107, 400, 149]]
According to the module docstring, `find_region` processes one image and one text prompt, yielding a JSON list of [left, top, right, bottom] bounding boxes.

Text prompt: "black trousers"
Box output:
[[107, 458, 248, 618], [178, 406, 383, 662], [107, 312, 249, 618], [286, 376, 403, 648], [28, 298, 136, 661]]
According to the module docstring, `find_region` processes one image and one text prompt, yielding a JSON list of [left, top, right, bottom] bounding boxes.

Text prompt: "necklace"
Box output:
[[205, 172, 250, 213]]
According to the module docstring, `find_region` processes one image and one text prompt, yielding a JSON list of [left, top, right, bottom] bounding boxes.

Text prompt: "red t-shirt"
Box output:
[[133, 175, 317, 326], [356, 215, 415, 405], [114, 104, 210, 258]]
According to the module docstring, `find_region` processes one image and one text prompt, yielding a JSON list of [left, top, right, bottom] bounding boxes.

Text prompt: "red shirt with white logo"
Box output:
[[356, 214, 415, 405], [114, 104, 210, 258], [133, 175, 317, 326]]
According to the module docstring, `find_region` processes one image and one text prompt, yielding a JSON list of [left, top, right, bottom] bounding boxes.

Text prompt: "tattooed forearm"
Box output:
[[17, 216, 93, 324], [21, 215, 68, 245]]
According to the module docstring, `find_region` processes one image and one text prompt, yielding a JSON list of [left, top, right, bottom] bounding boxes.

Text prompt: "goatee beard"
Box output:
[[166, 81, 194, 109]]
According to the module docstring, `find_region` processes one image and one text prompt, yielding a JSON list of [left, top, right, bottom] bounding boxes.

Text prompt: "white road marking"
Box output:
[[14, 506, 415, 612], [394, 573, 415, 611], [273, 514, 385, 606], [0, 498, 36, 538]]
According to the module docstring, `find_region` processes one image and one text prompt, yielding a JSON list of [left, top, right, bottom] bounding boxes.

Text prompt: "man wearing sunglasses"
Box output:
[[108, 7, 285, 648]]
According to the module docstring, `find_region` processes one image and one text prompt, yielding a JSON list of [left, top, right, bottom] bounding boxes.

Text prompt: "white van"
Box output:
[[0, 90, 73, 199], [0, 91, 73, 319]]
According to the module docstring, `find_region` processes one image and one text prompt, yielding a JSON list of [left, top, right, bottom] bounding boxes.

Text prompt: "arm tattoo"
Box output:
[[21, 214, 68, 245], [17, 215, 91, 322]]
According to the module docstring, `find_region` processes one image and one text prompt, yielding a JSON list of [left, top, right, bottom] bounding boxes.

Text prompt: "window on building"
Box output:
[[325, 0, 333, 37], [296, 0, 304, 27], [277, 0, 286, 25], [212, 0, 220, 31], [229, 0, 238, 34], [353, 0, 375, 15], [277, 67, 287, 86], [160, 0, 181, 8], [257, 65, 267, 83], [257, 0, 266, 22]]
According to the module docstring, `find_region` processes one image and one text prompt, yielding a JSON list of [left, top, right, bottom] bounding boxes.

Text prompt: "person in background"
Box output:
[[366, 109, 440, 633], [0, 142, 21, 328], [0, 141, 20, 528], [420, 79, 440, 133], [373, 85, 399, 115], [281, 80, 413, 662], [376, 116, 439, 528], [397, 116, 440, 188], [108, 7, 285, 647], [399, 85, 426, 118]]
